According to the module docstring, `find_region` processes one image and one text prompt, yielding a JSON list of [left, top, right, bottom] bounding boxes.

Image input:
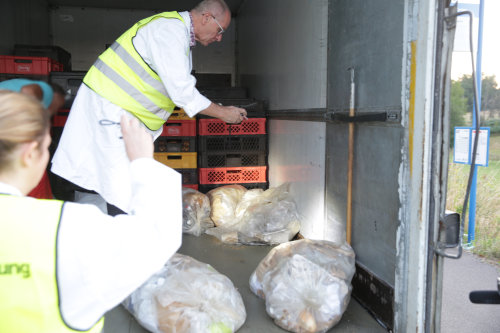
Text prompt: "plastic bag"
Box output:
[[205, 183, 301, 245], [182, 187, 214, 236], [249, 239, 355, 333], [123, 253, 246, 333], [206, 184, 247, 227]]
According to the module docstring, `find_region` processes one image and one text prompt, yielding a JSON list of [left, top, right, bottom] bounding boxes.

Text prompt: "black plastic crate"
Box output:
[[198, 86, 247, 99], [175, 168, 198, 185], [199, 152, 267, 168], [198, 182, 268, 194], [198, 135, 267, 153], [49, 71, 86, 108], [154, 136, 196, 152], [14, 44, 72, 71], [49, 127, 64, 156], [194, 73, 231, 87]]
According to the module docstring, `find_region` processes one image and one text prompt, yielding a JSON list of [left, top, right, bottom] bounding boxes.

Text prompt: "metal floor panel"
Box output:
[[103, 234, 387, 332]]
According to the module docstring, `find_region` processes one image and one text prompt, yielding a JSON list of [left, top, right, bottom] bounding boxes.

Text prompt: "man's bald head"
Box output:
[[192, 0, 229, 17]]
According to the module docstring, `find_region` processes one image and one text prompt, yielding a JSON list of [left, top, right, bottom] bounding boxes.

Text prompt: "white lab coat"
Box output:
[[51, 11, 210, 212], [0, 157, 182, 330]]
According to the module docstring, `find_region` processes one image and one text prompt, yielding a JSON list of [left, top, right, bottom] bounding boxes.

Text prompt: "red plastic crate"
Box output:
[[198, 118, 266, 136], [0, 55, 64, 75], [199, 166, 267, 184], [51, 109, 70, 128], [161, 119, 196, 137], [52, 115, 67, 127], [183, 184, 199, 190]]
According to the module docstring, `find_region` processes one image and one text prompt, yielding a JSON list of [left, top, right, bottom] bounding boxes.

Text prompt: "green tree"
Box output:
[[481, 75, 500, 110], [458, 74, 500, 111], [459, 74, 474, 111], [450, 80, 468, 144]]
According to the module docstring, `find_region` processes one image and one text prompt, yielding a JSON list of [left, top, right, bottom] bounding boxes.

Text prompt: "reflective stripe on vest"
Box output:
[[83, 11, 187, 131], [0, 195, 104, 333]]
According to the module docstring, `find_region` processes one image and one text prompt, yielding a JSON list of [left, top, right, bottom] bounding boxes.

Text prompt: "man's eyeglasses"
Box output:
[[211, 15, 225, 35]]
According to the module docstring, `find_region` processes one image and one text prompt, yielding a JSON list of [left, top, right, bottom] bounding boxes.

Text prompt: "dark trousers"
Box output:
[[49, 170, 127, 216], [106, 203, 126, 216]]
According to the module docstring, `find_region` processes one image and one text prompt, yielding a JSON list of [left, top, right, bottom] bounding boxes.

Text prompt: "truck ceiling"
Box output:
[[47, 0, 245, 13]]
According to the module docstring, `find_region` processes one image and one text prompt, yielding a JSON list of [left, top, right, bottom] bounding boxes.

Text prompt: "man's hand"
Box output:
[[219, 105, 248, 123], [120, 115, 154, 161], [199, 103, 248, 123]]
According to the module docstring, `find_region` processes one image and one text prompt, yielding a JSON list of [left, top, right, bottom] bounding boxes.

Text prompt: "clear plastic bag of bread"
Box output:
[[205, 183, 301, 245], [249, 239, 356, 333], [123, 253, 246, 333], [182, 187, 214, 236], [206, 184, 247, 228]]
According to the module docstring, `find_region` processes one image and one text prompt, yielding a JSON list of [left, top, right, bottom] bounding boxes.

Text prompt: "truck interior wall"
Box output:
[[0, 1, 17, 55], [50, 6, 236, 75], [236, 0, 328, 111], [236, 0, 329, 241], [0, 0, 51, 54], [327, 0, 406, 287], [267, 120, 327, 241]]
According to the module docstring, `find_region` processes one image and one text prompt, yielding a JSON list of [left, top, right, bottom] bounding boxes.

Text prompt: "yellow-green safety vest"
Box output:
[[0, 194, 104, 333], [83, 11, 188, 131]]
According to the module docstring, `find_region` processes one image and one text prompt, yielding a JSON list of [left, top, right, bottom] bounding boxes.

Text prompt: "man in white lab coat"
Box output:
[[51, 0, 246, 215]]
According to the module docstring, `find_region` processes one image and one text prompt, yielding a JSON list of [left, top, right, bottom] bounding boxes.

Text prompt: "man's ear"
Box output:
[[202, 12, 210, 25], [20, 141, 39, 168]]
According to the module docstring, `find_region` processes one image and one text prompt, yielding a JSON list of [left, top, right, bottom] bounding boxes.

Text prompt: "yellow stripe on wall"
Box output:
[[409, 40, 417, 175]]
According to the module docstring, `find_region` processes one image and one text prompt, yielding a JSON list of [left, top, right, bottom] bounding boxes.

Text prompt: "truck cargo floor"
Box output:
[[102, 234, 387, 332]]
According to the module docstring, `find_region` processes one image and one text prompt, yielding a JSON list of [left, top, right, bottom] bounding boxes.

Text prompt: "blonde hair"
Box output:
[[0, 91, 50, 171]]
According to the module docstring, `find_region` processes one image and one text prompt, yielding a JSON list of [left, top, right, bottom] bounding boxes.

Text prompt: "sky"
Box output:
[[451, 0, 500, 83]]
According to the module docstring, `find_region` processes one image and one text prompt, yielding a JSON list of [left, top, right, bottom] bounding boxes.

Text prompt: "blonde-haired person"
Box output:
[[0, 80, 66, 200], [0, 92, 182, 332]]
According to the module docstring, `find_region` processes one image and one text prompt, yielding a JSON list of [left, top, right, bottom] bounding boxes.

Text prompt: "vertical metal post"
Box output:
[[467, 0, 485, 246], [346, 67, 355, 244]]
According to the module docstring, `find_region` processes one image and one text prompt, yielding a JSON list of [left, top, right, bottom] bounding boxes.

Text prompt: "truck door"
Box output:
[[409, 2, 459, 332]]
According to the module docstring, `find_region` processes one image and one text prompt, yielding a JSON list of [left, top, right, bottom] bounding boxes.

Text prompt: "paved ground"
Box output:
[[441, 250, 500, 333]]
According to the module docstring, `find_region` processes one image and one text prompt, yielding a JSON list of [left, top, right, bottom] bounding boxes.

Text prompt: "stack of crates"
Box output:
[[154, 108, 199, 190], [0, 55, 64, 82], [0, 44, 69, 82], [197, 87, 268, 193], [13, 44, 72, 71]]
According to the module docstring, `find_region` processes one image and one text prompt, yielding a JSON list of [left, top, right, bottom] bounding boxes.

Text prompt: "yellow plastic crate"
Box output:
[[154, 152, 197, 169], [168, 108, 193, 120]]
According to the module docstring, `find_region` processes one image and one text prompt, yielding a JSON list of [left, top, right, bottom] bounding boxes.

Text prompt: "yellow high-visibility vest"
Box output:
[[0, 194, 104, 332], [83, 11, 188, 131]]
